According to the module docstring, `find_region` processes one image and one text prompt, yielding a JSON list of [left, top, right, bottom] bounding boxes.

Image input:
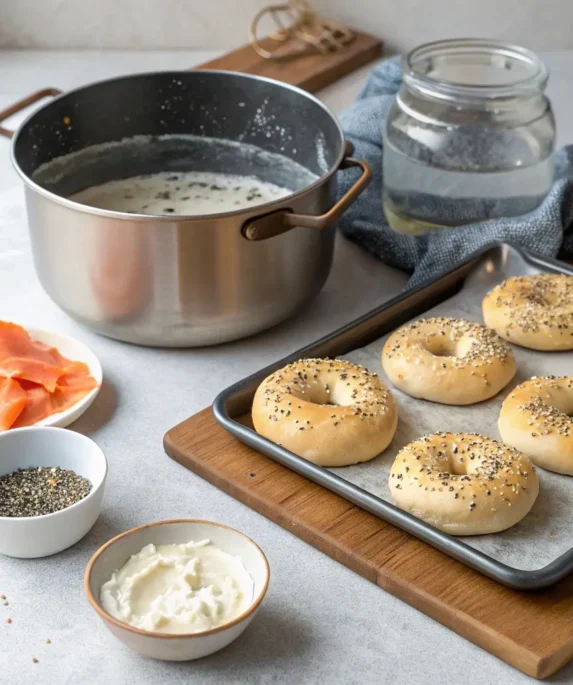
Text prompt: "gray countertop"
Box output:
[[0, 49, 571, 685]]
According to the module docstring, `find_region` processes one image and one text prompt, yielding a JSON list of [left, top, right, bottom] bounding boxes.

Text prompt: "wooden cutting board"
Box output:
[[198, 31, 383, 92], [164, 408, 573, 680]]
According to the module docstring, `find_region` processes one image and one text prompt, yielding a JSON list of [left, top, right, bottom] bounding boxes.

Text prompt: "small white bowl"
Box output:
[[85, 520, 270, 661], [0, 427, 107, 558], [26, 327, 102, 428]]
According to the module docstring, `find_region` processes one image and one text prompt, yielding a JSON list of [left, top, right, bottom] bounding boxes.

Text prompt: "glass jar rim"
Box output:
[[403, 38, 549, 102]]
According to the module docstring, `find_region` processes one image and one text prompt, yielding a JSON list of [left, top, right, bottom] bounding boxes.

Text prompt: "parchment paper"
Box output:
[[331, 249, 573, 571]]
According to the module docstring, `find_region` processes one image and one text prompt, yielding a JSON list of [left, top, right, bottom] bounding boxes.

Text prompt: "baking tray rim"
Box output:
[[212, 241, 573, 590]]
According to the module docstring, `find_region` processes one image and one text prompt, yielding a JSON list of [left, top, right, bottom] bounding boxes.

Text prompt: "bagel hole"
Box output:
[[294, 384, 353, 407], [425, 340, 456, 358], [448, 444, 468, 475], [429, 445, 469, 476], [309, 392, 347, 407], [294, 387, 333, 406], [550, 397, 573, 417], [429, 348, 453, 358], [425, 336, 472, 359], [449, 459, 467, 475]]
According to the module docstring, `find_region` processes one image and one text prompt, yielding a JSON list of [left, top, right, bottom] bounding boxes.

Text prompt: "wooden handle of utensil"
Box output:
[[0, 88, 62, 139], [242, 154, 371, 241]]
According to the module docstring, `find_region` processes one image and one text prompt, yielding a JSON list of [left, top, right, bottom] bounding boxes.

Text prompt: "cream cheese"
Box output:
[[100, 539, 254, 634]]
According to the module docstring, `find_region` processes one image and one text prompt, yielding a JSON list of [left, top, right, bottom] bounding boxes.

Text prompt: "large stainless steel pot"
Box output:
[[1, 72, 370, 347]]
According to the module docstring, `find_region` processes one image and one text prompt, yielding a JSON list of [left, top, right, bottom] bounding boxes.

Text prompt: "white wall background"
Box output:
[[0, 0, 571, 53]]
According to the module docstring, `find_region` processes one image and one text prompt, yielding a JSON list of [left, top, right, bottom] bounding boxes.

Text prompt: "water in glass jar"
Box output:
[[383, 141, 554, 235]]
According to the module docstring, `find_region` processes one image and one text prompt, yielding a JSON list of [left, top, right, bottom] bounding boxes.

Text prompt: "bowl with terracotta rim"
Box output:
[[84, 519, 270, 661]]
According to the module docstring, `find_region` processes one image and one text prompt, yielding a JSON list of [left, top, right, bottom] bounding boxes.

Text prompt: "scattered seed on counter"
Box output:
[[0, 594, 5, 600], [32, 658, 38, 664], [45, 638, 51, 645], [0, 467, 92, 517], [5, 617, 11, 624]]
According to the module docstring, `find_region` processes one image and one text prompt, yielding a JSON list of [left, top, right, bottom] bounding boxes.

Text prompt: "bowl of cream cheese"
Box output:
[[84, 520, 270, 661]]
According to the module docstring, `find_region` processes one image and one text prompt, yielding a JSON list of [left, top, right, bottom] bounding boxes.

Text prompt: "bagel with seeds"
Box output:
[[252, 358, 397, 467], [382, 317, 516, 405], [482, 274, 573, 351], [499, 376, 573, 474], [389, 432, 539, 535]]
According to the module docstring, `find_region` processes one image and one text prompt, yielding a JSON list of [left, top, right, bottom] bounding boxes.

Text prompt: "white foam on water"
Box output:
[[71, 170, 292, 216]]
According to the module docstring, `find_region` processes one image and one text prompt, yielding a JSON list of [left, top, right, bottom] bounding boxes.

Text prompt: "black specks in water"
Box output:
[[246, 192, 263, 202], [181, 196, 190, 201], [155, 191, 171, 200], [164, 208, 175, 213], [210, 184, 224, 191], [166, 175, 179, 181]]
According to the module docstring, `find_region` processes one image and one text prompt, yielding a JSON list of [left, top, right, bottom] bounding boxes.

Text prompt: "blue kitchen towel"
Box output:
[[337, 56, 573, 287]]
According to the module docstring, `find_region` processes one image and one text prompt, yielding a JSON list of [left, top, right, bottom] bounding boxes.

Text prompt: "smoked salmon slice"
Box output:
[[0, 322, 99, 430], [58, 362, 99, 393], [12, 369, 98, 428], [0, 322, 65, 392], [0, 378, 27, 430]]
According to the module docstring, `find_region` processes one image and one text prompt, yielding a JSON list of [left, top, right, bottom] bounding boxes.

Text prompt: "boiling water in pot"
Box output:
[[33, 134, 320, 215], [71, 171, 291, 215]]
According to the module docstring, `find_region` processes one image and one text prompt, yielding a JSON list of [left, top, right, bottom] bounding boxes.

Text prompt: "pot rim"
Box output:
[[11, 69, 346, 223]]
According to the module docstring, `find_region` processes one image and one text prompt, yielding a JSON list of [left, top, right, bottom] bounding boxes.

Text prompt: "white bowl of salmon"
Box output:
[[0, 427, 107, 558], [0, 321, 101, 431]]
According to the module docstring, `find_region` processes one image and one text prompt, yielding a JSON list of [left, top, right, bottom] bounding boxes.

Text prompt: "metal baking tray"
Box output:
[[213, 243, 573, 589]]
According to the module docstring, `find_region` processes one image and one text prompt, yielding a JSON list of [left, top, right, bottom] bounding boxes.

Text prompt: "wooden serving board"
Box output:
[[164, 408, 573, 680], [198, 31, 383, 92]]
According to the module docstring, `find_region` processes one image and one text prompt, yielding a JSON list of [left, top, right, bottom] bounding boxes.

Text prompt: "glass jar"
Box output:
[[383, 39, 556, 235]]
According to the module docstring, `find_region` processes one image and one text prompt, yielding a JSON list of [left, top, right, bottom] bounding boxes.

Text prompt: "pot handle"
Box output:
[[242, 154, 372, 241], [0, 88, 63, 139]]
